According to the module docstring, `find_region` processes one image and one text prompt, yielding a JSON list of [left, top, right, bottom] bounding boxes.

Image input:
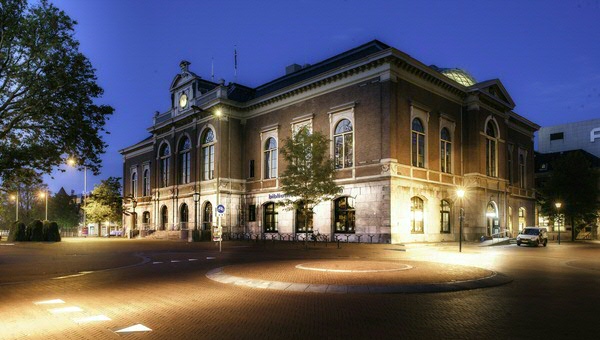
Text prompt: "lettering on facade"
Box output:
[[268, 193, 290, 200], [591, 127, 600, 143]]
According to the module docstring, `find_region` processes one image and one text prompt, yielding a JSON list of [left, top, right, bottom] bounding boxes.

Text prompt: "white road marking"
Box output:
[[115, 324, 152, 333], [0, 243, 15, 246], [152, 261, 163, 264], [52, 271, 94, 280], [188, 259, 198, 261], [171, 260, 180, 263], [34, 299, 65, 305], [72, 315, 111, 324], [206, 257, 216, 260], [48, 306, 83, 314]]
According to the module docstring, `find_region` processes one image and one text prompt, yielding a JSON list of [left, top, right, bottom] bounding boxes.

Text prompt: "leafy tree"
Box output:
[[0, 170, 48, 225], [83, 177, 122, 236], [279, 127, 341, 243], [537, 151, 600, 240], [49, 187, 80, 233], [0, 0, 113, 183]]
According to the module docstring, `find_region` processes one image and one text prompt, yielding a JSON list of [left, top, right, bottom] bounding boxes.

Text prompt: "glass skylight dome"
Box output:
[[430, 65, 477, 87]]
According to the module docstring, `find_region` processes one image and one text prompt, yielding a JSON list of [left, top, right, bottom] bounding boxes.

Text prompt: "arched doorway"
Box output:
[[202, 202, 213, 231], [180, 203, 189, 230], [160, 206, 168, 230], [486, 201, 499, 236]]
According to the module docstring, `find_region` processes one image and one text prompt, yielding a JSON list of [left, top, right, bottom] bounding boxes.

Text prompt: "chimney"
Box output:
[[285, 63, 302, 75]]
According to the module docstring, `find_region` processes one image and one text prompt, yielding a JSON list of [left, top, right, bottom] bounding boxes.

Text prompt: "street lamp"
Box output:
[[457, 188, 465, 252], [193, 192, 200, 231], [10, 193, 18, 221], [555, 202, 562, 245], [131, 196, 137, 238], [39, 190, 48, 221]]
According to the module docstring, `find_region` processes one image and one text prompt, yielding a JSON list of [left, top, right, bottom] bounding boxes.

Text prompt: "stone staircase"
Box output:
[[147, 230, 184, 240]]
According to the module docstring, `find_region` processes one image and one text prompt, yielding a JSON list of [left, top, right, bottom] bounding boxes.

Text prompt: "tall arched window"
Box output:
[[411, 197, 424, 233], [130, 172, 137, 197], [142, 211, 150, 229], [201, 129, 215, 180], [334, 197, 355, 233], [180, 203, 189, 230], [142, 169, 150, 196], [178, 137, 191, 184], [263, 202, 278, 232], [334, 119, 353, 169], [485, 121, 498, 177], [507, 147, 514, 184], [160, 144, 171, 187], [202, 202, 213, 231], [519, 154, 526, 188], [440, 128, 451, 173], [264, 137, 277, 179], [508, 206, 513, 235], [440, 200, 450, 233], [160, 206, 168, 230], [412, 118, 425, 168], [295, 201, 313, 233], [518, 207, 526, 231]]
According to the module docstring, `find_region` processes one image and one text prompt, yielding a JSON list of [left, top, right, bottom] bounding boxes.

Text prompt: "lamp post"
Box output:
[[457, 188, 465, 252], [10, 192, 18, 221], [555, 202, 562, 245], [193, 192, 200, 231], [132, 197, 137, 238], [39, 190, 48, 221]]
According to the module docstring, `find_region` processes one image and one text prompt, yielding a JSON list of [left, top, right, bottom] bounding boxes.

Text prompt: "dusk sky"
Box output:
[[45, 0, 600, 195]]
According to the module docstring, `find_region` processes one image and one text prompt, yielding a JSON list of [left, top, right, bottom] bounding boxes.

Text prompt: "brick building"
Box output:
[[119, 40, 539, 243]]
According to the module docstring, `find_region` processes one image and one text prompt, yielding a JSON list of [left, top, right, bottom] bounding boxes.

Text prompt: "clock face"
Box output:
[[179, 93, 188, 108]]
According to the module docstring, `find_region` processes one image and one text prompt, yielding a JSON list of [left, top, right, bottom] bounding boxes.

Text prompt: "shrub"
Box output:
[[46, 221, 61, 242], [8, 222, 27, 242], [43, 220, 51, 241], [29, 220, 44, 241]]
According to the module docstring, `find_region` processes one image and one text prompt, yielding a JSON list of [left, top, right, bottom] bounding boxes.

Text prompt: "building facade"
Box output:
[[120, 40, 539, 243], [537, 118, 600, 158]]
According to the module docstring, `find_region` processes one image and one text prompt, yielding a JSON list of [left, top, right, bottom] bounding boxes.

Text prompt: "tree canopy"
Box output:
[[537, 151, 599, 240], [84, 177, 122, 230], [279, 127, 341, 238], [0, 0, 113, 183]]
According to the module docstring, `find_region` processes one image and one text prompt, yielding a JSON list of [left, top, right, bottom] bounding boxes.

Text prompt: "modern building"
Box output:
[[119, 40, 539, 243], [537, 118, 600, 158]]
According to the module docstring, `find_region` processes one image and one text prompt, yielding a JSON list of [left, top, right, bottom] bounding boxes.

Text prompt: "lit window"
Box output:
[[412, 118, 425, 168], [334, 119, 353, 169], [440, 200, 450, 233], [264, 137, 277, 179], [178, 137, 191, 184], [295, 201, 313, 233], [203, 202, 213, 231], [440, 128, 451, 173], [201, 129, 215, 180], [334, 197, 355, 233], [518, 207, 526, 231], [485, 121, 498, 177], [263, 202, 278, 232], [179, 203, 189, 230], [411, 197, 424, 233]]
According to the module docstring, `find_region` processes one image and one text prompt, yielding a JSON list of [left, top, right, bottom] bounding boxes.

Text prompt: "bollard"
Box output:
[[357, 235, 362, 243], [369, 235, 374, 244], [337, 239, 340, 249]]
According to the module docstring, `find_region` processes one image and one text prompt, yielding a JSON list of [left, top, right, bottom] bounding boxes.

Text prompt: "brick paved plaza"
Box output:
[[1, 238, 599, 339]]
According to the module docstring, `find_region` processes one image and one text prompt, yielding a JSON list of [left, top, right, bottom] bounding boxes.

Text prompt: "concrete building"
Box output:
[[537, 118, 600, 158], [119, 40, 539, 243]]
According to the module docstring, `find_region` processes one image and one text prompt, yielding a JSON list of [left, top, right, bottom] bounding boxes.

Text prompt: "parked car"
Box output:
[[517, 227, 548, 247], [105, 230, 123, 237]]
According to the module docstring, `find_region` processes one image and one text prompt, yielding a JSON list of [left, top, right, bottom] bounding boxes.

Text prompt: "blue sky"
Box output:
[[46, 0, 600, 194]]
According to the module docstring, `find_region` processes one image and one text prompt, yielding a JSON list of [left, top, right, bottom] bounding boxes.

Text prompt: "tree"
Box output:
[[48, 187, 80, 233], [83, 177, 122, 236], [0, 0, 113, 183], [0, 169, 47, 225], [537, 151, 600, 240], [279, 127, 341, 243]]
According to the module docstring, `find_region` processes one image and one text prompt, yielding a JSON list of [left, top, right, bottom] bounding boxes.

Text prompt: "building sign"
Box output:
[[591, 127, 600, 143], [268, 193, 290, 200]]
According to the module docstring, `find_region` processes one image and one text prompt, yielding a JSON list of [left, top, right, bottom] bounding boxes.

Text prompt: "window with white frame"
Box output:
[[201, 129, 215, 180], [411, 196, 424, 233], [334, 119, 353, 169], [142, 168, 150, 196], [130, 171, 138, 197], [440, 199, 450, 233], [412, 118, 425, 168], [485, 120, 498, 177], [178, 136, 191, 184], [440, 128, 451, 173], [264, 137, 277, 179], [159, 144, 171, 187]]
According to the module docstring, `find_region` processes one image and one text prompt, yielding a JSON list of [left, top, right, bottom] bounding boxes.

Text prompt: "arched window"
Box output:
[[334, 197, 355, 233], [508, 206, 513, 235], [411, 197, 424, 233], [178, 137, 191, 184], [263, 202, 278, 232], [142, 169, 150, 196], [412, 118, 425, 168], [160, 144, 171, 187], [180, 203, 189, 230], [518, 207, 526, 231], [202, 202, 213, 231], [519, 154, 526, 188], [334, 119, 353, 169], [485, 121, 498, 177], [440, 200, 450, 233], [295, 201, 313, 233], [507, 147, 514, 184], [440, 128, 451, 173], [160, 206, 168, 230], [201, 129, 215, 180], [486, 202, 499, 236], [264, 137, 277, 179], [130, 172, 137, 197], [142, 211, 150, 229]]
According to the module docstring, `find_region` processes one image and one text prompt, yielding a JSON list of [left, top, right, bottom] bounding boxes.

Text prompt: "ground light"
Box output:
[[555, 202, 562, 245]]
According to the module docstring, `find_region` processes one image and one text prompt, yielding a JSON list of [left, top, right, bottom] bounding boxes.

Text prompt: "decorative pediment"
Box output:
[[469, 79, 515, 109]]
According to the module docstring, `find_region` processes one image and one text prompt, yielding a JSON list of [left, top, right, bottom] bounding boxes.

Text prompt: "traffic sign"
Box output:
[[216, 204, 225, 217]]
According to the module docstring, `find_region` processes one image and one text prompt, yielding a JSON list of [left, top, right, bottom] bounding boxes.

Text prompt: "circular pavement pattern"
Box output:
[[206, 260, 512, 294]]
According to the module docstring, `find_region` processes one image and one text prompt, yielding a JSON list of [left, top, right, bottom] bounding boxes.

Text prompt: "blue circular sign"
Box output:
[[216, 204, 225, 214]]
